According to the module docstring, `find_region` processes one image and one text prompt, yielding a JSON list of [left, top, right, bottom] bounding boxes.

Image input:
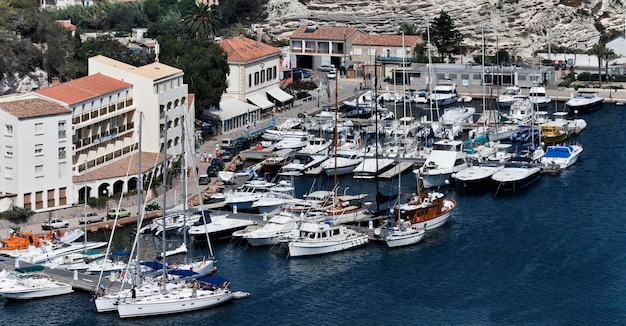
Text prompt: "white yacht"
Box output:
[[528, 86, 551, 108], [278, 154, 326, 176], [287, 221, 369, 257], [224, 179, 276, 211], [429, 78, 458, 107], [415, 139, 468, 188], [320, 150, 364, 176], [565, 90, 604, 114], [0, 272, 73, 300], [439, 105, 476, 125], [498, 86, 522, 108], [507, 95, 534, 125], [251, 180, 301, 215], [299, 136, 331, 155], [243, 213, 299, 246]]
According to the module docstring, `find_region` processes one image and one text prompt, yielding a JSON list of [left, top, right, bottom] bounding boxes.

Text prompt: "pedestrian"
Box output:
[[253, 121, 256, 129], [203, 151, 207, 162], [195, 166, 199, 175], [208, 152, 213, 163], [131, 286, 136, 303]]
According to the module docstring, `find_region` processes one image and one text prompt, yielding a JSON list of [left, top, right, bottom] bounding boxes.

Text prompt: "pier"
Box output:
[[379, 161, 416, 179]]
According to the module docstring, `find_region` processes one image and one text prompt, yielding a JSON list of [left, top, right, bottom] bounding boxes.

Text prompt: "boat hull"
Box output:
[[288, 235, 369, 257], [420, 172, 453, 189], [566, 99, 603, 114], [323, 163, 360, 176], [117, 291, 234, 318], [492, 167, 542, 193], [385, 229, 425, 248], [1, 282, 73, 300]]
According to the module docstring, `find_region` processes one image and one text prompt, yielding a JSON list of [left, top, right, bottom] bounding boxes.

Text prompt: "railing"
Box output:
[[375, 56, 417, 63]]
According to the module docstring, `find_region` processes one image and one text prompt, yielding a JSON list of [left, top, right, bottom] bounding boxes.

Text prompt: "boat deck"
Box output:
[[379, 161, 416, 179]]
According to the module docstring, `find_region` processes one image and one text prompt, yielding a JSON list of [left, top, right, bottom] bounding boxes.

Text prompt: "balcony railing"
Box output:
[[375, 56, 417, 63]]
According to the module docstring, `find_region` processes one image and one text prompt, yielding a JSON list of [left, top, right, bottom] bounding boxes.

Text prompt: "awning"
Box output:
[[207, 98, 260, 120], [267, 88, 294, 104], [247, 93, 274, 110]]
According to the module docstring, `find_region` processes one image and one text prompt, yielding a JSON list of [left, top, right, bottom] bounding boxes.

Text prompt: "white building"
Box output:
[[88, 55, 193, 157], [0, 98, 73, 212], [211, 36, 293, 134]]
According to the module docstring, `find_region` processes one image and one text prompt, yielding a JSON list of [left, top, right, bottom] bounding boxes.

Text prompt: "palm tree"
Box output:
[[182, 3, 222, 39], [589, 42, 614, 87], [400, 21, 420, 35]]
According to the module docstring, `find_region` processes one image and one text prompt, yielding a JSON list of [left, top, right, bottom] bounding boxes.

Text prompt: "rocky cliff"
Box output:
[[259, 0, 626, 58]]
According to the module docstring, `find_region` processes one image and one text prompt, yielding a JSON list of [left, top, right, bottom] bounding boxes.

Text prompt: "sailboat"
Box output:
[[116, 116, 234, 318]]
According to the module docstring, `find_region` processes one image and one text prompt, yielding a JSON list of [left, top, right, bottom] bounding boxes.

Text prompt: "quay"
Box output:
[[0, 256, 122, 293]]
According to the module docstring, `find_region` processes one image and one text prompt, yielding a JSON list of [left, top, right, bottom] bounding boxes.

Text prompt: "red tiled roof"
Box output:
[[217, 36, 281, 63], [290, 26, 359, 40], [72, 152, 167, 182], [0, 99, 71, 119], [57, 20, 76, 31], [353, 34, 422, 47], [36, 73, 132, 105]]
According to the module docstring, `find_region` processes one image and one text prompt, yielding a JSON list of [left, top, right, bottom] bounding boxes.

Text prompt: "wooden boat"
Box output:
[[393, 191, 457, 230]]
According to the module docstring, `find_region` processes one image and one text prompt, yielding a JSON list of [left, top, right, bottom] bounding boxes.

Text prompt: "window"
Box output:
[[354, 48, 362, 55], [5, 124, 13, 136], [266, 68, 272, 81], [4, 167, 12, 179], [35, 144, 43, 156], [254, 72, 259, 85], [261, 70, 265, 83], [273, 66, 277, 79], [248, 74, 252, 88], [58, 146, 66, 160], [35, 165, 43, 178], [5, 145, 13, 158], [35, 123, 43, 135], [58, 121, 66, 138]]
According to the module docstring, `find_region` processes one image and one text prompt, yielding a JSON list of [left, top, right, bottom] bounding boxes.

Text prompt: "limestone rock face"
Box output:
[[0, 68, 49, 95], [260, 0, 625, 58]]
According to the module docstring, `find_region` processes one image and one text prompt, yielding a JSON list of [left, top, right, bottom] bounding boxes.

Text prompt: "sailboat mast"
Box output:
[[181, 114, 188, 263], [135, 114, 142, 286], [83, 160, 87, 249], [161, 116, 168, 290], [333, 73, 338, 192], [374, 55, 380, 211]]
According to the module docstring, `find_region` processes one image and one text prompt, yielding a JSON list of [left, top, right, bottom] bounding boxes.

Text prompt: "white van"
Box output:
[[221, 138, 234, 147], [79, 212, 103, 224]]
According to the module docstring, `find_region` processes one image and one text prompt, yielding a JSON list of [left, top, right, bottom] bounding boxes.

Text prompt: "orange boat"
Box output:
[[0, 231, 41, 251]]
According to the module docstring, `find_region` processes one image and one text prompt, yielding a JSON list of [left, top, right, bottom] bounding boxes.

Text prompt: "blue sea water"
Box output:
[[3, 104, 626, 325]]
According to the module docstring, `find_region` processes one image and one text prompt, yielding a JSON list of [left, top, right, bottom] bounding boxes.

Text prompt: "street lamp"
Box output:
[[317, 87, 320, 107]]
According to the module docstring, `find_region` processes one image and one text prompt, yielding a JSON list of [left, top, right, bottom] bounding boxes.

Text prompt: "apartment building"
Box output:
[[0, 99, 73, 212], [289, 26, 362, 71]]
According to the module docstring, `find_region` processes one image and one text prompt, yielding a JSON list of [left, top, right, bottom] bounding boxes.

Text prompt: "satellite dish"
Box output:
[[373, 227, 381, 236]]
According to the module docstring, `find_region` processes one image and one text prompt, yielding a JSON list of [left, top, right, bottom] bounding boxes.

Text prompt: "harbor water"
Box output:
[[2, 103, 626, 325]]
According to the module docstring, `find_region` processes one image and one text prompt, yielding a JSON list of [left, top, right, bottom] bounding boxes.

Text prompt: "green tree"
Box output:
[[399, 21, 420, 35], [589, 42, 614, 87], [157, 36, 229, 114], [430, 10, 463, 62], [182, 3, 221, 39]]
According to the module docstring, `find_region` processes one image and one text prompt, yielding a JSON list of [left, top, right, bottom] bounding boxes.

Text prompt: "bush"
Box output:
[[0, 207, 34, 223]]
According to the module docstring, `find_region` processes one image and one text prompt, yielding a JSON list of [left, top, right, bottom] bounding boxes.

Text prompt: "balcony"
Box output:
[[375, 55, 417, 63], [58, 130, 66, 138]]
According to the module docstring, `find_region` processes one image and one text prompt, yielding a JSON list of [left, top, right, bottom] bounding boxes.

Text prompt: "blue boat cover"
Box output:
[[140, 261, 164, 270], [111, 250, 132, 257], [169, 269, 199, 277], [545, 146, 573, 158], [197, 276, 229, 285]]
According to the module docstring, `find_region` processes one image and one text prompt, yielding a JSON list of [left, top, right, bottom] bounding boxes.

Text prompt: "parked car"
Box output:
[[318, 64, 335, 72], [223, 146, 240, 157], [198, 174, 211, 185], [296, 92, 312, 101], [42, 218, 69, 230], [327, 69, 337, 79], [144, 202, 161, 211], [220, 151, 234, 162], [206, 158, 225, 177], [107, 208, 130, 220], [79, 212, 104, 224], [292, 69, 311, 79]]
